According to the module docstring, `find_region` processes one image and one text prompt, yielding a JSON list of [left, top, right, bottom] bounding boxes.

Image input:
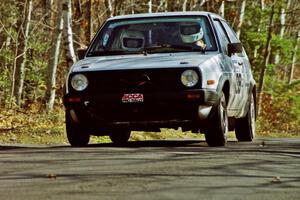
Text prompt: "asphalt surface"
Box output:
[[0, 138, 300, 200]]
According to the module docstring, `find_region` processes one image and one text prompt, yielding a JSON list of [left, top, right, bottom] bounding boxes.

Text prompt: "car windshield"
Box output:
[[87, 16, 217, 56]]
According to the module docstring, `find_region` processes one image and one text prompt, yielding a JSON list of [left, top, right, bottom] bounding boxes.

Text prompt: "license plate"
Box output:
[[122, 93, 144, 103]]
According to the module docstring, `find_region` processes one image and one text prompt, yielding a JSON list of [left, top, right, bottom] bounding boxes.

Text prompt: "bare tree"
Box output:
[[45, 1, 64, 112], [156, 0, 168, 12], [130, 0, 135, 14], [11, 0, 33, 107], [219, 0, 225, 18], [62, 0, 76, 68], [105, 0, 114, 18], [235, 0, 246, 39], [81, 0, 93, 44], [182, 0, 188, 11], [274, 0, 291, 64], [289, 30, 300, 84], [148, 0, 152, 13]]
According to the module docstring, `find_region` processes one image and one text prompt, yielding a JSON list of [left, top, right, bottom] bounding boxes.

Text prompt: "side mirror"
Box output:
[[77, 49, 87, 60], [228, 43, 243, 56]]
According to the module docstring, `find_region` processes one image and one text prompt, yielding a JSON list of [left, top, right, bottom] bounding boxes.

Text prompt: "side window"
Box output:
[[221, 21, 245, 57], [221, 21, 240, 43], [213, 20, 230, 55]]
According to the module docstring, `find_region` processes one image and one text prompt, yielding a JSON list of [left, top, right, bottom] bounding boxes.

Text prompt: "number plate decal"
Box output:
[[122, 93, 144, 103]]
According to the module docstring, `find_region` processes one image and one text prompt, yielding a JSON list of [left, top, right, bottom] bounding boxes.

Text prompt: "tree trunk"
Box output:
[[254, 0, 265, 58], [148, 0, 152, 13], [288, 30, 300, 84], [219, 0, 225, 18], [105, 0, 113, 18], [275, 0, 290, 64], [73, 0, 82, 49], [62, 0, 76, 68], [11, 0, 33, 107], [164, 0, 168, 11], [235, 0, 246, 39], [45, 1, 64, 112], [43, 0, 54, 27], [257, 1, 275, 115], [130, 0, 135, 14], [81, 0, 92, 45], [182, 0, 188, 11]]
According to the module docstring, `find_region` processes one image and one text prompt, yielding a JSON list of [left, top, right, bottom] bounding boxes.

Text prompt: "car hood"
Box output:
[[71, 52, 219, 72]]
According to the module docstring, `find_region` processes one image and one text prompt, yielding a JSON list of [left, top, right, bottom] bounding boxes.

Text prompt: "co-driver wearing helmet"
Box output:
[[179, 22, 206, 50]]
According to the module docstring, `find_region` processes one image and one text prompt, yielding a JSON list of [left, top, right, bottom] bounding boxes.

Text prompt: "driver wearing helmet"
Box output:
[[180, 22, 206, 50], [120, 29, 145, 51]]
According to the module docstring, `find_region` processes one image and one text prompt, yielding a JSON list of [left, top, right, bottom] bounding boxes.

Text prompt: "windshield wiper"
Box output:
[[87, 50, 144, 56], [143, 44, 205, 54]]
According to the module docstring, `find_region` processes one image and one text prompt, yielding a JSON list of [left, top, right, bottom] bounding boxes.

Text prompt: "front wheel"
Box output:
[[235, 93, 256, 141], [65, 111, 90, 147], [204, 92, 228, 147]]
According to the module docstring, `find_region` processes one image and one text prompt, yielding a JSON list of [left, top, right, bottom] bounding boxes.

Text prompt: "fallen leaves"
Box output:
[[47, 174, 57, 179], [271, 176, 281, 183]]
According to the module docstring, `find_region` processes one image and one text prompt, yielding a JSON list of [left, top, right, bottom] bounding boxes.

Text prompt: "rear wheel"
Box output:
[[204, 92, 228, 147], [65, 111, 90, 147], [109, 130, 131, 145], [235, 93, 256, 141]]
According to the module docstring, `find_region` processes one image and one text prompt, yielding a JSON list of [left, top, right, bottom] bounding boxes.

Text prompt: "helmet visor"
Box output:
[[180, 23, 200, 35], [123, 37, 144, 49]]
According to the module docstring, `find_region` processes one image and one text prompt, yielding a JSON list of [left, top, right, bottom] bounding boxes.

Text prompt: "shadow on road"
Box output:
[[0, 139, 208, 150], [87, 139, 208, 148]]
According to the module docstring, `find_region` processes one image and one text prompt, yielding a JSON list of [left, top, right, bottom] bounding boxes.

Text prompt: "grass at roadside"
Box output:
[[0, 107, 299, 145], [0, 108, 203, 145]]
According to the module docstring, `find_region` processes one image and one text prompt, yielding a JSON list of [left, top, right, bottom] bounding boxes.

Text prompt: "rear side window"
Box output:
[[221, 21, 240, 43], [213, 20, 229, 54], [221, 21, 245, 57]]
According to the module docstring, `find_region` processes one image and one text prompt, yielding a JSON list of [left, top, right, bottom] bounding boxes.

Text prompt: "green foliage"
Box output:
[[258, 78, 300, 135], [0, 106, 66, 144], [23, 31, 51, 104]]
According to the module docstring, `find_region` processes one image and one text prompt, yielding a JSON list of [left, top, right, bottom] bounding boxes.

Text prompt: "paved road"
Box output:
[[0, 138, 300, 200]]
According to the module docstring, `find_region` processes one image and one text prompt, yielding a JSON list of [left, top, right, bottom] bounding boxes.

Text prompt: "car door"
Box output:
[[220, 21, 250, 115], [213, 19, 243, 115]]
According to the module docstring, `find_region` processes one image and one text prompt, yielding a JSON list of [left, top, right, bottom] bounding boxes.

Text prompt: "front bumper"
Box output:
[[63, 89, 219, 129]]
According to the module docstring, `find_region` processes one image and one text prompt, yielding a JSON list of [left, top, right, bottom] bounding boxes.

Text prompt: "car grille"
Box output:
[[71, 68, 201, 94]]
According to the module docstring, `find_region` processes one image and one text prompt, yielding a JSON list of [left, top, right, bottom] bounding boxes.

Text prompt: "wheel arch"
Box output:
[[216, 74, 230, 104], [222, 80, 230, 105], [250, 83, 257, 119]]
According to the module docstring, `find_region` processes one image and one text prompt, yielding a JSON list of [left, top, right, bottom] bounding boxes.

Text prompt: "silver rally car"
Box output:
[[63, 12, 256, 147]]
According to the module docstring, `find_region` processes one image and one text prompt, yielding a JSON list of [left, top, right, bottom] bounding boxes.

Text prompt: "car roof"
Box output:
[[107, 11, 224, 21]]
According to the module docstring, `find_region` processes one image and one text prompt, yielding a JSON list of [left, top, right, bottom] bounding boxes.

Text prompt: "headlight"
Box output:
[[181, 70, 199, 87], [71, 74, 88, 91]]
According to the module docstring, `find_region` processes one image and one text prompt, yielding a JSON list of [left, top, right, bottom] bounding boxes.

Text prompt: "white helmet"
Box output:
[[180, 22, 204, 44], [120, 30, 145, 51]]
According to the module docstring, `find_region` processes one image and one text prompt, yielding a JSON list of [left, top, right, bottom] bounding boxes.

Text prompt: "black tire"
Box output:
[[109, 130, 131, 145], [65, 111, 90, 147], [235, 93, 256, 141], [204, 92, 228, 147]]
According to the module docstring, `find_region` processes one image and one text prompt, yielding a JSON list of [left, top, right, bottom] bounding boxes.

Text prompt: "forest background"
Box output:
[[0, 0, 299, 144]]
